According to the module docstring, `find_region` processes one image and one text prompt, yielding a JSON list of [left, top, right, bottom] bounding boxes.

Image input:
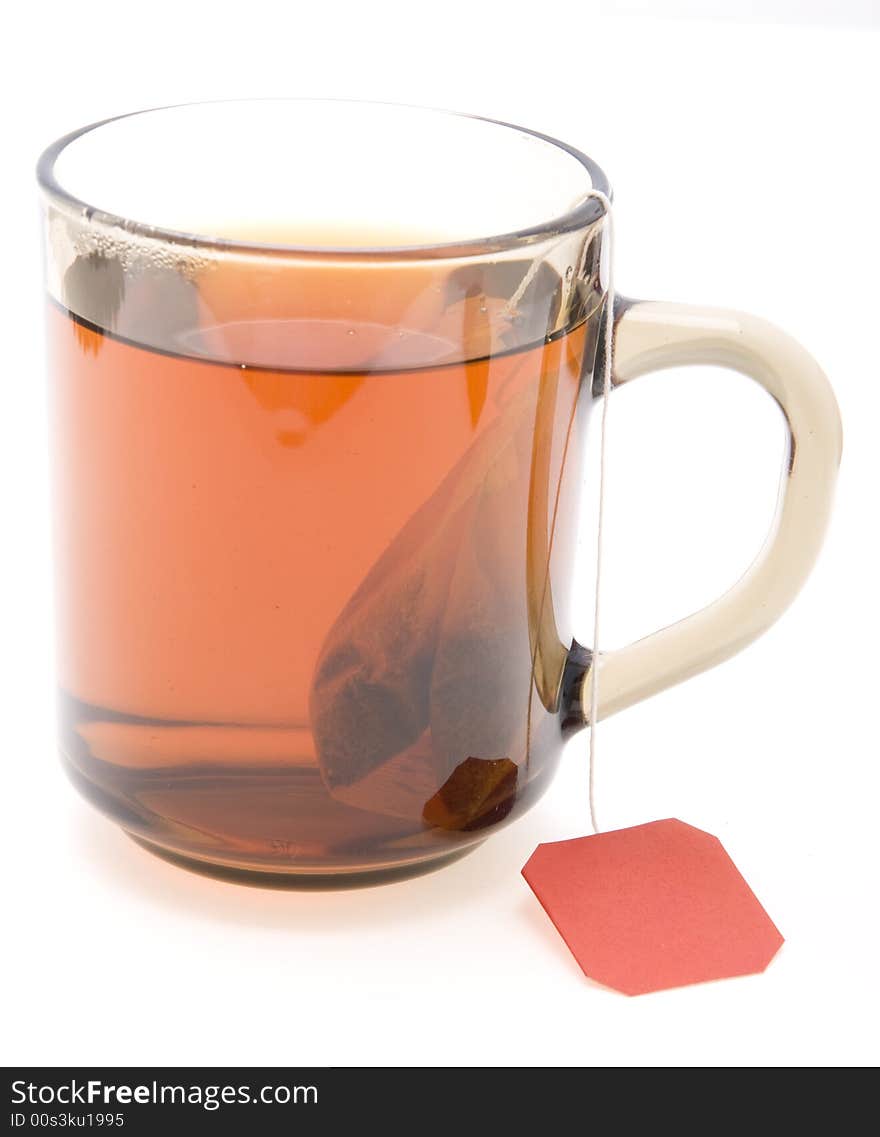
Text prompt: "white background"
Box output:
[[2, 0, 877, 1068]]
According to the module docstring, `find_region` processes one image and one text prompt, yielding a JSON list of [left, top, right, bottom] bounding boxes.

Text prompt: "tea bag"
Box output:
[[309, 261, 566, 827], [309, 384, 534, 819]]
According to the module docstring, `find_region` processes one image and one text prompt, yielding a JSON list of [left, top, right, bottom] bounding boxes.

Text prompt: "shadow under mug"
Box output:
[[39, 100, 842, 885]]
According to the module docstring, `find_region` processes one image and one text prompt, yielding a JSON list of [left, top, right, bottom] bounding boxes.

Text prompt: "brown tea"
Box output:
[[49, 252, 597, 879]]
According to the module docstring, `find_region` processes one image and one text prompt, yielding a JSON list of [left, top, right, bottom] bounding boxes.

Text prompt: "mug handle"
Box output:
[[580, 298, 843, 723]]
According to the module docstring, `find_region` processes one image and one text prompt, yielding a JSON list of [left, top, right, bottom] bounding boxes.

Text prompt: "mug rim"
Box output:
[[36, 98, 612, 261]]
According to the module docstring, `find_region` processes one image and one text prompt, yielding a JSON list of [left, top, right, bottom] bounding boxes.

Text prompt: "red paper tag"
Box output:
[[522, 819, 783, 995]]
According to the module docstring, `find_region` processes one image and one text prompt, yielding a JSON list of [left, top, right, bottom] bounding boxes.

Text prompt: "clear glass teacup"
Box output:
[[39, 100, 841, 883]]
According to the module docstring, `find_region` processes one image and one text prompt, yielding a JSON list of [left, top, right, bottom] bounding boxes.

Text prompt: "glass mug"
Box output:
[[39, 101, 841, 885]]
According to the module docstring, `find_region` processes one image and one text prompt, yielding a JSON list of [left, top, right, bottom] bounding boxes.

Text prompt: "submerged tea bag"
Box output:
[[309, 262, 569, 827], [309, 381, 535, 822]]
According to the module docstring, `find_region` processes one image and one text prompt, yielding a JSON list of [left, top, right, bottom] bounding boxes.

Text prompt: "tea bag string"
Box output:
[[508, 190, 614, 835], [587, 189, 614, 835]]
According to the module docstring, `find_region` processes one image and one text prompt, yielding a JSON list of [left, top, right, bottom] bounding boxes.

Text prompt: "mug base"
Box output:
[[125, 830, 484, 890]]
